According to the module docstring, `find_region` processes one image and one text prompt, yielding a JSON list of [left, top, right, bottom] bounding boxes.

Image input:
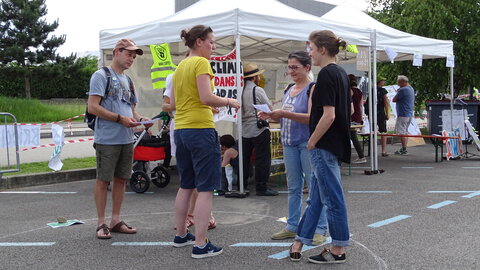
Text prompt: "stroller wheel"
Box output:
[[130, 171, 150, 193], [151, 166, 170, 188]]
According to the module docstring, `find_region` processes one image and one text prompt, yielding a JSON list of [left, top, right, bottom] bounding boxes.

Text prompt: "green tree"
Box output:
[[0, 0, 65, 98], [368, 0, 480, 111]]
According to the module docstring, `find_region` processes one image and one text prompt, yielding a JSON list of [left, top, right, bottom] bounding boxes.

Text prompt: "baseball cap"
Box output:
[[114, 39, 143, 55]]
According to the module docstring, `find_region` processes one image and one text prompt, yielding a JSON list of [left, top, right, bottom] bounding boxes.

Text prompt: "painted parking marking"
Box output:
[[125, 192, 154, 195], [401, 167, 434, 169], [267, 237, 332, 259], [350, 166, 370, 169], [0, 191, 76, 194], [461, 167, 480, 169], [427, 191, 476, 194], [231, 242, 291, 247], [462, 191, 480, 198], [368, 215, 411, 228], [0, 242, 55, 247], [277, 191, 289, 194], [348, 191, 392, 194], [112, 242, 172, 246], [427, 200, 457, 209]]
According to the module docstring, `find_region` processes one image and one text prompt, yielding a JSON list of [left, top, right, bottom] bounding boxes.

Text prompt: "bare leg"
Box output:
[[188, 190, 198, 215], [193, 191, 213, 246], [381, 136, 387, 154], [109, 177, 135, 232], [330, 245, 346, 255], [400, 137, 408, 149], [291, 240, 303, 253], [94, 179, 109, 237], [175, 188, 194, 236]]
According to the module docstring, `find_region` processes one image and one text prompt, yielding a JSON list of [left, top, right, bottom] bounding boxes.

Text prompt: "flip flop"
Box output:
[[110, 221, 137, 234], [96, 224, 112, 239], [208, 215, 216, 230]]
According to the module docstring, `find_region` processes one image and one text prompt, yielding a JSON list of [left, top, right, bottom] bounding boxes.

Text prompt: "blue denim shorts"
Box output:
[[174, 128, 221, 192]]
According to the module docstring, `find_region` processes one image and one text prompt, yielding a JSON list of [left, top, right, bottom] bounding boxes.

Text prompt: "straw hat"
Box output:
[[243, 62, 265, 78]]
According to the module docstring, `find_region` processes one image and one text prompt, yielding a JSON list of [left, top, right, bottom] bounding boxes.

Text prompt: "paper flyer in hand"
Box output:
[[136, 118, 160, 125], [252, 104, 271, 113]]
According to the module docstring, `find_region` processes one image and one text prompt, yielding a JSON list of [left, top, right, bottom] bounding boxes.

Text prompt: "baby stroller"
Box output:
[[129, 112, 171, 193]]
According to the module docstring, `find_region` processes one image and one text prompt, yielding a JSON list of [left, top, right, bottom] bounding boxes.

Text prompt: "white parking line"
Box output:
[[427, 200, 457, 209], [112, 242, 172, 246], [0, 242, 55, 246], [401, 167, 433, 169], [0, 191, 76, 194], [462, 191, 480, 198], [348, 191, 392, 194], [368, 215, 411, 228]]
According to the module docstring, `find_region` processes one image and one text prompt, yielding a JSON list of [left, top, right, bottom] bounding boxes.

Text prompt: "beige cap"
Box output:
[[114, 39, 143, 55]]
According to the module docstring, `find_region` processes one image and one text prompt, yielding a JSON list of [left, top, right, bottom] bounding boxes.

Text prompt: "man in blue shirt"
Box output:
[[392, 75, 415, 155]]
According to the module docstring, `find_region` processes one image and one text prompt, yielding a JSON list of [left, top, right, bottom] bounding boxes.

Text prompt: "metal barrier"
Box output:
[[1, 113, 20, 178]]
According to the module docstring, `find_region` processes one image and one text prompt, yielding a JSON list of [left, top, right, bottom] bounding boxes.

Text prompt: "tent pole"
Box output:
[[367, 37, 374, 172], [235, 34, 245, 193], [450, 66, 454, 132], [372, 30, 378, 171]]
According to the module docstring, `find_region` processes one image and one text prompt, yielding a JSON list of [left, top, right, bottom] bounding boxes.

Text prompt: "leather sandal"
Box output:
[[208, 215, 217, 230], [289, 244, 302, 262], [96, 224, 112, 239], [110, 221, 137, 234]]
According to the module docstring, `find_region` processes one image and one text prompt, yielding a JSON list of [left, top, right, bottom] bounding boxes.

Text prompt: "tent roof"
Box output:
[[99, 0, 453, 63], [100, 0, 372, 63], [322, 4, 454, 60]]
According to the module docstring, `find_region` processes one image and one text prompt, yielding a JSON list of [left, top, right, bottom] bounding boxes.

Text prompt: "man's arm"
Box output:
[[87, 95, 139, 128]]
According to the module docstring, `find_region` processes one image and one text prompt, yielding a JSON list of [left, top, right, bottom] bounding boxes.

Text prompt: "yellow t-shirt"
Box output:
[[173, 56, 215, 129]]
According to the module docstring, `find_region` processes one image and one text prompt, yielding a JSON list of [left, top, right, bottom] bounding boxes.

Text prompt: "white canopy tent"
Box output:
[[99, 0, 455, 176], [321, 3, 454, 172]]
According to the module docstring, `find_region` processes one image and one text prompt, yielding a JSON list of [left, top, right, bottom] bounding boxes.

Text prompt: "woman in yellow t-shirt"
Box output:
[[170, 25, 240, 259]]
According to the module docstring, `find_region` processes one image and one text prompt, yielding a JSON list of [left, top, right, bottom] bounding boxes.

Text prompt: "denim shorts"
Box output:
[[95, 143, 133, 182], [174, 128, 221, 192]]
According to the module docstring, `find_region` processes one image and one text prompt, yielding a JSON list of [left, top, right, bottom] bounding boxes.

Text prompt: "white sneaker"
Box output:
[[352, 157, 367, 164]]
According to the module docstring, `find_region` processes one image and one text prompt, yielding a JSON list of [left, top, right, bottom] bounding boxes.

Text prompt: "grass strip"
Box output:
[[0, 96, 85, 123], [1, 157, 96, 176]]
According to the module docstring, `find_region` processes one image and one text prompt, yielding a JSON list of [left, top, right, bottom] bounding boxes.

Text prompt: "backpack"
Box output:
[[85, 67, 135, 130], [284, 82, 315, 97]]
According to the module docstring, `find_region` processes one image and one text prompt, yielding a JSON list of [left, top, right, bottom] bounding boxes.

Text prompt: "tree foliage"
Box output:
[[367, 0, 480, 109], [0, 0, 66, 98], [0, 55, 98, 99]]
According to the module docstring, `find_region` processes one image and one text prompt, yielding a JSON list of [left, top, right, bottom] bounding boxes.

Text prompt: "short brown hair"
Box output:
[[309, 30, 347, 57], [180, 25, 213, 49]]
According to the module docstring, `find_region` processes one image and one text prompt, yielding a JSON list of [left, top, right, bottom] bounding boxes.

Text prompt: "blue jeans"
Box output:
[[283, 143, 327, 235], [295, 148, 350, 247]]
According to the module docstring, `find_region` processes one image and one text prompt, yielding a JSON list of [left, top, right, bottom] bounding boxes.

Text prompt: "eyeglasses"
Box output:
[[287, 65, 302, 71]]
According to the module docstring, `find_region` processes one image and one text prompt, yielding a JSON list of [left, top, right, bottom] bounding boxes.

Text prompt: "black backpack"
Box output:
[[84, 67, 135, 130], [284, 82, 315, 97]]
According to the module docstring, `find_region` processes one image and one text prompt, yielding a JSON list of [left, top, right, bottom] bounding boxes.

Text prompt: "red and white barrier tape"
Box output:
[[18, 114, 85, 126], [21, 138, 93, 151]]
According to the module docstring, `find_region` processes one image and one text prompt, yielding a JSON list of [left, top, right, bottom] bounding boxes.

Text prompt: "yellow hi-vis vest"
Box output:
[[150, 43, 176, 89]]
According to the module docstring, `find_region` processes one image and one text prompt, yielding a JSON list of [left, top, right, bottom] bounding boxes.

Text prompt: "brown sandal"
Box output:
[[96, 224, 112, 239], [110, 221, 137, 234], [289, 244, 302, 262]]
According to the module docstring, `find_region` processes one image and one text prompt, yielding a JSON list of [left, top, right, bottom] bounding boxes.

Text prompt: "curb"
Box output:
[[0, 168, 96, 190]]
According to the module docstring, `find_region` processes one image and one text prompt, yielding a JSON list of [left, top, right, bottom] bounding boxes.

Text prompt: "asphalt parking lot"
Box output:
[[1, 143, 479, 270]]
